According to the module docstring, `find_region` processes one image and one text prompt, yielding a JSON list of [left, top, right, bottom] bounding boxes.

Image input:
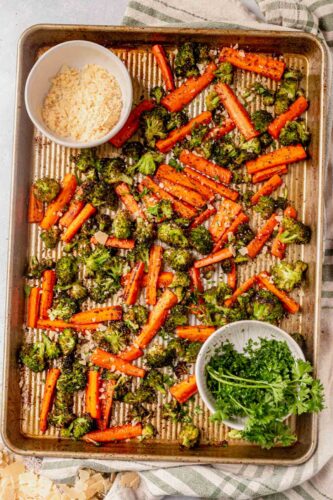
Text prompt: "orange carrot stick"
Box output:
[[155, 164, 213, 200], [146, 245, 164, 306], [189, 267, 204, 294], [161, 61, 217, 113], [179, 150, 232, 185], [156, 111, 212, 153], [184, 167, 239, 201], [156, 177, 207, 208], [90, 235, 135, 249], [40, 270, 56, 319], [27, 287, 41, 328], [190, 206, 217, 229], [86, 370, 101, 419], [246, 214, 278, 259], [176, 326, 215, 342], [170, 375, 198, 403], [194, 247, 234, 269], [252, 165, 288, 184], [37, 319, 103, 331], [271, 206, 297, 259], [70, 306, 122, 324], [40, 174, 77, 230], [209, 199, 243, 241], [212, 212, 249, 253], [28, 187, 44, 223], [118, 344, 144, 362], [59, 188, 85, 227], [115, 182, 146, 219], [109, 100, 155, 148], [246, 144, 307, 175], [124, 261, 145, 306], [215, 82, 259, 140], [141, 177, 197, 218], [152, 44, 175, 91], [91, 348, 146, 378], [205, 118, 236, 140], [257, 272, 300, 314], [83, 423, 142, 443], [224, 275, 257, 307], [121, 271, 174, 289], [219, 47, 286, 81], [39, 367, 61, 433], [227, 260, 237, 290], [268, 96, 309, 139], [61, 203, 97, 243], [97, 378, 116, 431], [251, 174, 283, 205], [134, 289, 178, 349]]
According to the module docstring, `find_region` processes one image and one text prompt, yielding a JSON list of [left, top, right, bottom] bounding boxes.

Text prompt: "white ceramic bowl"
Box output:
[[25, 40, 133, 148], [195, 320, 305, 430]]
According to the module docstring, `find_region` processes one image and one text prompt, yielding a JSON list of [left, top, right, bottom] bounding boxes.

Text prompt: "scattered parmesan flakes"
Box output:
[[238, 246, 248, 256], [276, 215, 283, 223], [229, 245, 236, 257], [262, 245, 268, 254], [93, 231, 109, 245], [239, 50, 246, 57]]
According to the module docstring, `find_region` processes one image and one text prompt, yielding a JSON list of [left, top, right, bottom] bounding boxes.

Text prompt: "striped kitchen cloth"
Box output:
[[41, 1, 333, 498]]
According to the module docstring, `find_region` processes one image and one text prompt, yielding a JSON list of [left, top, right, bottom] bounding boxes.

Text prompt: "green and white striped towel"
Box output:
[[41, 1, 333, 498]]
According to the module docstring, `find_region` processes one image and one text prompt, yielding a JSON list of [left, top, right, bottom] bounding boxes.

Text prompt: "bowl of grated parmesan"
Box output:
[[25, 40, 133, 148]]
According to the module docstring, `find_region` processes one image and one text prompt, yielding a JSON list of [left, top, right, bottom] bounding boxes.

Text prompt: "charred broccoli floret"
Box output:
[[58, 329, 77, 356], [96, 213, 112, 233], [129, 150, 164, 177], [67, 282, 88, 302], [183, 341, 202, 363], [25, 256, 54, 279], [205, 90, 220, 111], [251, 82, 275, 106], [49, 390, 73, 428], [85, 247, 112, 277], [141, 423, 157, 440], [127, 243, 150, 269], [140, 107, 168, 148], [279, 217, 311, 245], [158, 222, 189, 248], [259, 131, 273, 148], [49, 296, 78, 321], [73, 148, 98, 173], [253, 196, 275, 219], [234, 138, 261, 166], [214, 62, 233, 84], [123, 384, 155, 404], [134, 217, 155, 244], [33, 177, 60, 202], [56, 256, 78, 285], [174, 42, 199, 78], [170, 272, 191, 302], [113, 375, 132, 402], [123, 305, 149, 332], [179, 423, 200, 448], [250, 289, 285, 323], [279, 121, 310, 146], [275, 68, 303, 114], [42, 333, 61, 360], [40, 227, 60, 249], [189, 226, 213, 254], [112, 210, 132, 239], [61, 415, 93, 440], [144, 369, 166, 394], [147, 199, 174, 221], [200, 139, 214, 159], [212, 140, 239, 166], [164, 304, 188, 332], [164, 248, 194, 271], [88, 271, 124, 303], [188, 124, 209, 150], [162, 400, 188, 422], [98, 157, 132, 185], [145, 344, 177, 368], [57, 360, 87, 393], [80, 180, 117, 209], [251, 110, 273, 133], [234, 223, 255, 249], [150, 85, 165, 104], [122, 141, 144, 161], [271, 260, 308, 292], [97, 322, 129, 354], [127, 403, 150, 423], [203, 283, 233, 309], [166, 111, 188, 131], [20, 342, 45, 372]]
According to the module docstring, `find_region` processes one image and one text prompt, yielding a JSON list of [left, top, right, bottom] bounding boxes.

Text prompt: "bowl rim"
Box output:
[[195, 320, 306, 430], [24, 39, 133, 149]]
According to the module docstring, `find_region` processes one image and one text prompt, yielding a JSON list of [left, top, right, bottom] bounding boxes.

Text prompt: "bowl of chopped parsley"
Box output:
[[195, 321, 324, 449]]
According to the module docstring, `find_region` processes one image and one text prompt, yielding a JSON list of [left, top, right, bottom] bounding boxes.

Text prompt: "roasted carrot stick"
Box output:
[[227, 260, 237, 290], [124, 261, 145, 306], [190, 206, 217, 229], [91, 348, 146, 378], [40, 270, 56, 319], [212, 212, 249, 253], [121, 271, 174, 289], [219, 47, 285, 81], [179, 150, 232, 185], [134, 289, 178, 349], [251, 174, 283, 205], [83, 423, 143, 443], [189, 267, 204, 294], [28, 187, 44, 223], [40, 174, 77, 230], [209, 199, 242, 241], [156, 111, 212, 153], [61, 203, 97, 243], [59, 188, 85, 227], [205, 118, 236, 140], [176, 326, 215, 342], [224, 275, 258, 307], [146, 245, 164, 306], [194, 247, 234, 269], [109, 100, 155, 148], [27, 287, 41, 328], [118, 344, 144, 362], [90, 235, 135, 249], [161, 61, 217, 113], [152, 44, 175, 91], [170, 375, 198, 403], [184, 167, 239, 201], [156, 177, 207, 208], [155, 164, 213, 200], [39, 367, 61, 433], [97, 378, 116, 431], [141, 177, 197, 218], [271, 206, 297, 259], [115, 182, 146, 220], [86, 370, 101, 419], [37, 319, 103, 331], [246, 144, 307, 174], [284, 206, 298, 219], [268, 96, 309, 139], [70, 306, 122, 324], [257, 272, 300, 314], [246, 214, 278, 259], [252, 165, 288, 184], [215, 82, 260, 140]]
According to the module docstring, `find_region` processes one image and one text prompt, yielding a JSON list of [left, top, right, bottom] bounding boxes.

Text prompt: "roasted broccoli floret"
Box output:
[[251, 82, 275, 106], [147, 199, 174, 221], [25, 256, 54, 279], [85, 247, 112, 277], [162, 400, 188, 422], [283, 68, 303, 81], [40, 227, 60, 249], [200, 139, 214, 159], [57, 360, 87, 393], [189, 226, 213, 254], [194, 43, 210, 62], [127, 403, 150, 423], [49, 296, 78, 321], [123, 305, 149, 332], [67, 282, 88, 302], [174, 42, 199, 78], [214, 62, 233, 84], [141, 423, 157, 440], [179, 423, 200, 448], [251, 110, 273, 133], [271, 260, 308, 292], [234, 223, 255, 249], [58, 329, 77, 356], [234, 138, 261, 166], [96, 213, 112, 233], [184, 341, 202, 363], [80, 180, 117, 209], [205, 90, 220, 111], [145, 344, 177, 368], [250, 289, 285, 324], [61, 415, 93, 440], [164, 304, 188, 332], [203, 283, 233, 309], [127, 243, 150, 269], [122, 141, 145, 161], [98, 157, 132, 185], [56, 256, 78, 285], [140, 107, 167, 148], [188, 124, 209, 150], [134, 217, 155, 244], [97, 322, 129, 354], [279, 121, 310, 146], [73, 148, 98, 173], [150, 85, 165, 104], [170, 272, 191, 302], [20, 342, 45, 372], [144, 369, 166, 394], [158, 222, 189, 248], [212, 140, 239, 166], [166, 111, 188, 131], [123, 385, 155, 404], [253, 196, 276, 219], [42, 332, 61, 360], [112, 210, 133, 239], [113, 375, 132, 402], [279, 217, 311, 245], [164, 248, 194, 271], [88, 272, 123, 303], [275, 69, 303, 114], [33, 177, 60, 202], [49, 390, 73, 428], [259, 131, 273, 148], [129, 150, 164, 177], [274, 96, 290, 115]]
